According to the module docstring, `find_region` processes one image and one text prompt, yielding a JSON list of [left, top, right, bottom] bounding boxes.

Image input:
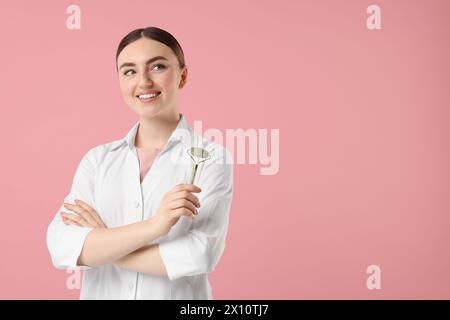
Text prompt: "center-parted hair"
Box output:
[[116, 26, 186, 71]]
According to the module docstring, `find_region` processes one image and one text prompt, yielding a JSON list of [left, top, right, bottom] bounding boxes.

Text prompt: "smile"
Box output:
[[136, 92, 161, 103]]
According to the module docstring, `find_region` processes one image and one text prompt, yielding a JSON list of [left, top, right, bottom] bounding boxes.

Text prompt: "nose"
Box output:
[[138, 69, 153, 87]]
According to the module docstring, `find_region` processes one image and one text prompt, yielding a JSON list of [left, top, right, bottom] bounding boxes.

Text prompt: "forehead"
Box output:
[[117, 37, 175, 64]]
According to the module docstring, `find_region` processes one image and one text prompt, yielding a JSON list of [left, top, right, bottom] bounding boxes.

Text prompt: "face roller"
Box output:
[[187, 147, 211, 184]]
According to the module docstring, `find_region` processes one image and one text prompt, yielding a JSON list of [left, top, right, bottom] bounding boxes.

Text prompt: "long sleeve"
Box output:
[[159, 147, 234, 281], [46, 147, 98, 270]]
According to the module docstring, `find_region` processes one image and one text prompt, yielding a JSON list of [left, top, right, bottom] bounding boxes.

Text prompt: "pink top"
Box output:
[[135, 147, 161, 183]]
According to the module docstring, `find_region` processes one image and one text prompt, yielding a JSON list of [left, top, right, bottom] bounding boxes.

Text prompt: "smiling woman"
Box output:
[[46, 26, 234, 300], [116, 28, 188, 133]]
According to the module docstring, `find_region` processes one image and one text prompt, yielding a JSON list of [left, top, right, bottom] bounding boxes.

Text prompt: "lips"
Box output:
[[136, 90, 161, 97], [136, 91, 161, 103]]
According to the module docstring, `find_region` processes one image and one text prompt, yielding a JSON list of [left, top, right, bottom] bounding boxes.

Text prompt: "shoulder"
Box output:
[[79, 138, 124, 166]]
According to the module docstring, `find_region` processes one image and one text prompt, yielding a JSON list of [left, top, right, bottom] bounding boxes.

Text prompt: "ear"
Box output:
[[179, 67, 188, 88]]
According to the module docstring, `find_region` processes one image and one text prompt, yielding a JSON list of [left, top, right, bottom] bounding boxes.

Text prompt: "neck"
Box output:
[[135, 110, 181, 150]]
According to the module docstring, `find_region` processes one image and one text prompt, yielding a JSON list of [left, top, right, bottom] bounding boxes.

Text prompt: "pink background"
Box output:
[[0, 0, 449, 299]]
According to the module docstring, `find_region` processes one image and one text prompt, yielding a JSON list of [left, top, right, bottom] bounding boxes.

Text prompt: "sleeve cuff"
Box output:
[[47, 222, 94, 270], [159, 231, 209, 281], [67, 225, 95, 269]]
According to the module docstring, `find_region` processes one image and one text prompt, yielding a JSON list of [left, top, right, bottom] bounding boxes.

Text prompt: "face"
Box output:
[[117, 37, 187, 119]]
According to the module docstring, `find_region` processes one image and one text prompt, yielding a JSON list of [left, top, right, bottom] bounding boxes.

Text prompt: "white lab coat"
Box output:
[[46, 113, 234, 299]]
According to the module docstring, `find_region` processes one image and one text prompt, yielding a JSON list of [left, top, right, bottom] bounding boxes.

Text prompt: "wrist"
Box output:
[[144, 217, 164, 240]]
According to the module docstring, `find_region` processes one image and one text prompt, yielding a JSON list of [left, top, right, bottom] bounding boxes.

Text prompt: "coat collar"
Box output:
[[109, 113, 192, 152]]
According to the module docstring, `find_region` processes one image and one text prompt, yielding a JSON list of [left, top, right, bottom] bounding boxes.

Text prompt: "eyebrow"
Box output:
[[119, 56, 168, 70]]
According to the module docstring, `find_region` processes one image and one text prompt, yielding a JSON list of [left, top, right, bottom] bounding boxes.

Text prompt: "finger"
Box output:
[[62, 216, 81, 227], [60, 212, 90, 227], [73, 200, 103, 227], [61, 212, 88, 227], [170, 191, 200, 208], [171, 184, 202, 194], [63, 203, 99, 227], [74, 199, 106, 227], [170, 208, 195, 220], [169, 199, 198, 215]]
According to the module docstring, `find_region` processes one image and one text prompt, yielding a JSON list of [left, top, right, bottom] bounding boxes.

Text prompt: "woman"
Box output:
[[46, 27, 234, 300]]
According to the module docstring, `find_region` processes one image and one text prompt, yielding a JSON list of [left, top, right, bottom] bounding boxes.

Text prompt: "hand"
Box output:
[[61, 199, 107, 229], [152, 184, 202, 237]]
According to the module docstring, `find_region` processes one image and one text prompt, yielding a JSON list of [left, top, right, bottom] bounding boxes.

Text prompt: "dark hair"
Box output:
[[116, 26, 186, 72]]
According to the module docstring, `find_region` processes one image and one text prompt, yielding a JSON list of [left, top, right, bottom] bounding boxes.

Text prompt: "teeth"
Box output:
[[138, 92, 159, 99]]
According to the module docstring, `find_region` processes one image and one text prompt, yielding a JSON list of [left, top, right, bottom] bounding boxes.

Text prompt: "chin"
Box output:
[[138, 106, 165, 119]]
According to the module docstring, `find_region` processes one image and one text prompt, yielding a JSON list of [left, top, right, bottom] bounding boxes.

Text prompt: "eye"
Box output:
[[123, 64, 166, 76], [123, 69, 135, 76], [152, 64, 166, 71]]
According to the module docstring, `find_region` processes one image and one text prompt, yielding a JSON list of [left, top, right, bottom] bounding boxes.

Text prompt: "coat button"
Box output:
[[133, 201, 140, 208]]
